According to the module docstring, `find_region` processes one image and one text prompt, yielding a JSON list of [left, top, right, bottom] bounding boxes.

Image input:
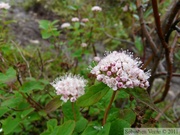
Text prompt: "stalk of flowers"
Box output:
[[50, 73, 87, 102], [91, 51, 150, 91], [90, 50, 150, 126]]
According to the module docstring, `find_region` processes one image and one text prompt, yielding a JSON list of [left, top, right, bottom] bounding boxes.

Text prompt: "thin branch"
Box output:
[[136, 0, 158, 56], [165, 18, 180, 43], [152, 0, 173, 104], [104, 32, 134, 46], [162, 0, 180, 36]]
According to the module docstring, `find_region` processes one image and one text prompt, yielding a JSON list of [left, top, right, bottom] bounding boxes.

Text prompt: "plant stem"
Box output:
[[102, 90, 117, 126], [72, 102, 77, 121]]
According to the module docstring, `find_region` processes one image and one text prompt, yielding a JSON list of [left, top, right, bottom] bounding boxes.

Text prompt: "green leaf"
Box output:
[[76, 83, 109, 107], [41, 119, 58, 135], [119, 109, 136, 125], [62, 101, 81, 121], [0, 107, 8, 117], [45, 96, 63, 113], [0, 67, 16, 83], [1, 93, 23, 107], [109, 119, 131, 135], [135, 36, 143, 55], [2, 116, 21, 135], [97, 123, 111, 135], [82, 123, 110, 135], [20, 80, 46, 93], [81, 124, 98, 135], [20, 108, 35, 119], [75, 117, 88, 133], [41, 30, 52, 39], [39, 20, 50, 30], [54, 120, 75, 135], [122, 87, 159, 112]]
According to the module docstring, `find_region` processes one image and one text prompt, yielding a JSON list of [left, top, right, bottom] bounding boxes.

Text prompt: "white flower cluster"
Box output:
[[61, 22, 71, 28], [91, 51, 150, 90], [91, 6, 102, 12], [0, 2, 10, 10], [50, 74, 87, 102]]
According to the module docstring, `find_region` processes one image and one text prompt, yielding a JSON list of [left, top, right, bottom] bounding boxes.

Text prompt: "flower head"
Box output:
[[50, 74, 87, 102], [71, 17, 79, 22], [0, 2, 10, 10], [90, 51, 150, 90], [91, 6, 102, 12], [61, 22, 71, 29], [81, 43, 88, 47], [81, 18, 89, 23]]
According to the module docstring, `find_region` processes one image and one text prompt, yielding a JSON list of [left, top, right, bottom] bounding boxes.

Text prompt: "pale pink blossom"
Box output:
[[0, 2, 10, 10], [81, 43, 88, 47], [81, 18, 89, 23], [61, 22, 71, 28], [50, 74, 87, 102], [91, 6, 102, 12], [90, 51, 150, 90], [71, 17, 79, 22], [94, 56, 101, 62]]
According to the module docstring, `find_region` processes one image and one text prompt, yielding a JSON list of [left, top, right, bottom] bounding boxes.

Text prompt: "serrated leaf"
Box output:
[[0, 67, 16, 83], [45, 96, 63, 113], [109, 119, 131, 135], [76, 83, 109, 107]]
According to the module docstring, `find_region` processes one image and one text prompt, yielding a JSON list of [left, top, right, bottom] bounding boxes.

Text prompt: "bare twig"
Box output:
[[136, 0, 158, 56], [104, 32, 134, 46], [151, 0, 173, 104], [162, 0, 180, 36]]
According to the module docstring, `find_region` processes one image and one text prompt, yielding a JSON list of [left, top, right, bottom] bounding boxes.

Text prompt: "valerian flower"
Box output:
[[90, 51, 150, 90], [81, 43, 88, 47], [71, 17, 79, 22], [0, 2, 10, 10], [50, 74, 87, 102], [91, 6, 102, 12], [81, 18, 89, 23], [61, 22, 71, 29]]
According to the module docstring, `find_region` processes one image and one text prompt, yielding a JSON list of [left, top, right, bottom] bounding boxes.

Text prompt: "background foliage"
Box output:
[[0, 0, 180, 134]]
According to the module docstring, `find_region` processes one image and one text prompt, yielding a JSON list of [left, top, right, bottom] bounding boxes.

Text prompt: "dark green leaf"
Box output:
[[109, 119, 131, 135], [45, 96, 63, 113], [76, 83, 109, 107], [54, 120, 75, 135], [74, 117, 88, 133], [62, 101, 81, 121], [20, 80, 46, 93], [2, 116, 21, 135], [122, 87, 159, 112], [119, 109, 136, 125]]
